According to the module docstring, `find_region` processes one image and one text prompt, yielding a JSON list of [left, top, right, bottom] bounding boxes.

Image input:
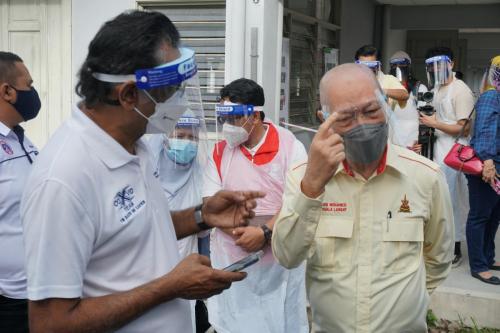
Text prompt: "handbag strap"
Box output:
[[454, 107, 475, 143]]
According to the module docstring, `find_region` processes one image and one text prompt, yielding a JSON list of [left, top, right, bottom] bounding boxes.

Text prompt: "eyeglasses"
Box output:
[[326, 100, 383, 128]]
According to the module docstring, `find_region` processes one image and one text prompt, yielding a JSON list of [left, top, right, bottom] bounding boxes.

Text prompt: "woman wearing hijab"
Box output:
[[148, 114, 211, 332]]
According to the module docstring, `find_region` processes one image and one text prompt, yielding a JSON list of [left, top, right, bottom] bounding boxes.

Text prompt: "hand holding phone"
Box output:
[[223, 251, 264, 272]]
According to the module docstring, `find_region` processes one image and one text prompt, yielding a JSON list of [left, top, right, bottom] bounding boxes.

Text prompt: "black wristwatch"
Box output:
[[194, 204, 211, 231], [261, 225, 273, 244]]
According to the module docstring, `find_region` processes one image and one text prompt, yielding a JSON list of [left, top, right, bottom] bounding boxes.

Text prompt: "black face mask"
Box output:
[[11, 86, 42, 121], [343, 122, 388, 164]]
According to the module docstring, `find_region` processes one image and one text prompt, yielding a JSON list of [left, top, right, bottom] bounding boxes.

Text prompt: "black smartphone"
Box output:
[[223, 250, 264, 272]]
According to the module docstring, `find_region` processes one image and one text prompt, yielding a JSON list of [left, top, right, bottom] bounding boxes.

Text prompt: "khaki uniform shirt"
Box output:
[[379, 72, 407, 110], [272, 144, 454, 333]]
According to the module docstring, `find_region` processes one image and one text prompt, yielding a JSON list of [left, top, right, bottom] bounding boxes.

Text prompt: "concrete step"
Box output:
[[429, 232, 500, 329]]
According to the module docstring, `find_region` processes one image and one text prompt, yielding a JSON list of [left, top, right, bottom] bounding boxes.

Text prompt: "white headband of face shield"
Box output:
[[90, 48, 201, 135], [92, 47, 197, 89], [221, 100, 263, 112]]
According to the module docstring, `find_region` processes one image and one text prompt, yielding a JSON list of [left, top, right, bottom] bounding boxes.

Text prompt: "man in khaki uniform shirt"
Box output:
[[272, 64, 454, 333]]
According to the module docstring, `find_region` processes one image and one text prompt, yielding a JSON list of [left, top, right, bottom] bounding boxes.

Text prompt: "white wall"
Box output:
[[382, 29, 406, 70], [71, 0, 136, 103], [339, 0, 376, 64], [0, 0, 72, 147], [225, 0, 283, 123], [391, 4, 500, 30], [381, 6, 406, 72], [459, 32, 500, 95]]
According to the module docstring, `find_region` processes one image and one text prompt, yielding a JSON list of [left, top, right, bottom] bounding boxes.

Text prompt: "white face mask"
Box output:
[[222, 123, 251, 148], [135, 90, 189, 135]]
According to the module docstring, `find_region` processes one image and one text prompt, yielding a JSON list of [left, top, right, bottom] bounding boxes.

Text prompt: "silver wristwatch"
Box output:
[[195, 204, 211, 231]]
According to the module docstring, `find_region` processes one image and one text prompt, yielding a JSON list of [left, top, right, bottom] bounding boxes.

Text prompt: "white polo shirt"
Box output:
[[0, 121, 37, 299], [21, 106, 191, 332]]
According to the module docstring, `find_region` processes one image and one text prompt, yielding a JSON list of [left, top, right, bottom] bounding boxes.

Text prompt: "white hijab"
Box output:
[[148, 134, 202, 210]]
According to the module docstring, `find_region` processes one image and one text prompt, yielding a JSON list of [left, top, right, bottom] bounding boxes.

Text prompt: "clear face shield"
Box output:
[[215, 103, 259, 149], [425, 55, 452, 89], [92, 47, 205, 137], [355, 60, 381, 77], [488, 62, 500, 92], [162, 110, 209, 170], [321, 88, 401, 165], [389, 58, 411, 84]]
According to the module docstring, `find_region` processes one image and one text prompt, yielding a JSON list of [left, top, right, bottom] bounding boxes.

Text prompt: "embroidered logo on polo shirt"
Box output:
[[398, 195, 411, 213], [114, 185, 146, 224], [0, 140, 13, 155]]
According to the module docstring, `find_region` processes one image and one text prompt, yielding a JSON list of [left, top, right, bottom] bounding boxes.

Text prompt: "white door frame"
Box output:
[[0, 0, 72, 147]]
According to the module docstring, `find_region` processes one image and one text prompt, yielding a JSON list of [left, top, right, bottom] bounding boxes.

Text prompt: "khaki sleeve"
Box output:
[[453, 83, 475, 121], [271, 166, 324, 269], [423, 169, 454, 293], [384, 74, 406, 90]]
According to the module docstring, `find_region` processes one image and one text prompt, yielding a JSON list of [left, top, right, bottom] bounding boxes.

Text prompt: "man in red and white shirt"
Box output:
[[203, 78, 309, 333]]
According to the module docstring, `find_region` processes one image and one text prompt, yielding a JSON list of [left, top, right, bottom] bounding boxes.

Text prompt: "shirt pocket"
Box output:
[[310, 216, 354, 273], [382, 217, 424, 274]]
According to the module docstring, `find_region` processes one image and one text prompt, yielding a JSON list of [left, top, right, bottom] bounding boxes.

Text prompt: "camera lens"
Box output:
[[422, 92, 434, 103]]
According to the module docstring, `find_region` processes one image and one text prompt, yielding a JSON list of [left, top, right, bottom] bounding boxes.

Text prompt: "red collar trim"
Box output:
[[342, 146, 388, 177], [239, 122, 279, 165], [377, 146, 388, 174], [341, 160, 355, 177]]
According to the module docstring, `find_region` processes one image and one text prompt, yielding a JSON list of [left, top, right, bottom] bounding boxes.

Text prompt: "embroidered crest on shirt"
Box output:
[[399, 195, 411, 213], [114, 185, 146, 224], [0, 140, 13, 155]]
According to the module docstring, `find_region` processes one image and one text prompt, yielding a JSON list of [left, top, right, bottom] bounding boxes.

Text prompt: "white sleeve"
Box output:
[[418, 84, 428, 93], [21, 180, 95, 300], [416, 84, 429, 108], [290, 139, 308, 167], [202, 152, 222, 198]]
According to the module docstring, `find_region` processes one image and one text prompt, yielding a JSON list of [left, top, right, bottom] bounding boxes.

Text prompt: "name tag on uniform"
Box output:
[[0, 140, 14, 155]]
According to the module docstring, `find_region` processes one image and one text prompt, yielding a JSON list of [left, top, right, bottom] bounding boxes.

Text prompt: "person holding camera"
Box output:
[[420, 47, 475, 267]]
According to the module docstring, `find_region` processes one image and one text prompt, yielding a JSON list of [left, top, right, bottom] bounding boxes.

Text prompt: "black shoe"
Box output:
[[489, 265, 500, 271], [471, 272, 500, 285], [452, 254, 463, 268]]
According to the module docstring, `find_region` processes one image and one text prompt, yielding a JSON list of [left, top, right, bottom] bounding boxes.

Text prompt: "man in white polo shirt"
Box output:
[[0, 51, 41, 333], [21, 11, 262, 333]]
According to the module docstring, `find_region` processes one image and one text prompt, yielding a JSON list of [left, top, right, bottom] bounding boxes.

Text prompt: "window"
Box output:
[[283, 0, 340, 127]]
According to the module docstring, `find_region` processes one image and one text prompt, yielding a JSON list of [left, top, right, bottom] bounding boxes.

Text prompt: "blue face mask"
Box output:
[[11, 86, 41, 121], [166, 138, 198, 165]]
